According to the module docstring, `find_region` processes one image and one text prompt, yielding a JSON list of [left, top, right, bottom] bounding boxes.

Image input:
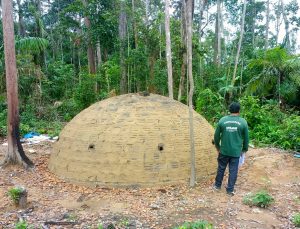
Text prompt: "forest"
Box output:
[[0, 0, 300, 228], [0, 0, 299, 151]]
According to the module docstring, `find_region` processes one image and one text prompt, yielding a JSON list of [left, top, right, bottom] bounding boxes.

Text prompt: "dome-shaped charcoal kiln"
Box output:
[[49, 93, 217, 187]]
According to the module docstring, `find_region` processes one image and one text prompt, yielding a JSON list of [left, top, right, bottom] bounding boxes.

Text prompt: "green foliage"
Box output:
[[20, 105, 64, 136], [74, 72, 97, 109], [66, 213, 77, 222], [245, 47, 300, 105], [74, 76, 96, 109], [174, 220, 213, 229], [56, 99, 81, 121], [0, 108, 7, 136], [101, 58, 120, 93], [195, 89, 225, 123], [117, 218, 129, 228], [243, 191, 274, 208], [14, 219, 34, 229], [15, 220, 28, 229], [0, 103, 64, 137], [44, 61, 76, 100], [16, 54, 44, 102], [292, 213, 300, 227], [275, 114, 300, 150], [0, 0, 299, 157], [8, 187, 24, 204], [240, 96, 300, 151]]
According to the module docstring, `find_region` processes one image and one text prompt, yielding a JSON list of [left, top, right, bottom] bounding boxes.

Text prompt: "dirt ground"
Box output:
[[0, 140, 299, 229]]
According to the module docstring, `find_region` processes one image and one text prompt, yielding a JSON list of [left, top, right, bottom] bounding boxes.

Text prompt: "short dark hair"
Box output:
[[229, 102, 240, 113]]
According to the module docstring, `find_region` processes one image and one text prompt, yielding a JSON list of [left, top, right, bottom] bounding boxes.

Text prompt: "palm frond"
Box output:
[[15, 37, 49, 54], [289, 73, 300, 87], [219, 85, 237, 94], [245, 72, 277, 96]]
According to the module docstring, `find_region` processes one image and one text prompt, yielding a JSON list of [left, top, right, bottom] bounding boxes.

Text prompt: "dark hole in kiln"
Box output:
[[158, 143, 164, 151], [88, 144, 95, 150]]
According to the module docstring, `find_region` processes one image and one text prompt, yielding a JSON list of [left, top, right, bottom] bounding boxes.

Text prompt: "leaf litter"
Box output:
[[0, 140, 299, 228]]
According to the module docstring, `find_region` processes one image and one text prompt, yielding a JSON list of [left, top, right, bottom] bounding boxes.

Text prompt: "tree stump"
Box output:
[[18, 189, 27, 208]]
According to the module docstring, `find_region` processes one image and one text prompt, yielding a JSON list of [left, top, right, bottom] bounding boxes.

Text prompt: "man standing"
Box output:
[[213, 102, 249, 196]]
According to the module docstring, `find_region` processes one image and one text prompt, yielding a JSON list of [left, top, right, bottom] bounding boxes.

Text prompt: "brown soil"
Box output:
[[0, 142, 299, 229]]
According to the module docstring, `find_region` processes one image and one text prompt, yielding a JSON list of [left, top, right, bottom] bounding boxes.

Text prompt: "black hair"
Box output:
[[229, 102, 240, 113]]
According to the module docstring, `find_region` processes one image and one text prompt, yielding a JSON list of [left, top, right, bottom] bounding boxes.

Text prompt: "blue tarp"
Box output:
[[23, 132, 40, 139]]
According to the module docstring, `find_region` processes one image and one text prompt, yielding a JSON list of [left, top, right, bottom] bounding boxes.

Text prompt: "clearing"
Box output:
[[0, 140, 299, 228]]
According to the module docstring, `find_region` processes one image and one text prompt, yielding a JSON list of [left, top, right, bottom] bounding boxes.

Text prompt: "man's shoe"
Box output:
[[213, 185, 221, 191], [226, 190, 236, 196]]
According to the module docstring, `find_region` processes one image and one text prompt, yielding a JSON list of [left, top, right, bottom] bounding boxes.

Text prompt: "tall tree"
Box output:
[[231, 0, 247, 92], [28, 0, 46, 67], [214, 0, 222, 67], [165, 0, 173, 99], [96, 41, 102, 69], [82, 0, 96, 75], [265, 0, 270, 51], [145, 0, 149, 25], [2, 0, 33, 168], [119, 0, 127, 94], [186, 0, 196, 187], [274, 0, 281, 45], [132, 0, 138, 49], [251, 0, 256, 49], [16, 0, 26, 37], [280, 0, 290, 51], [178, 0, 187, 102]]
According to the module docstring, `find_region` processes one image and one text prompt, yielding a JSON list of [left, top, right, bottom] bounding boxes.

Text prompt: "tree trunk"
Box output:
[[165, 0, 173, 99], [119, 1, 127, 94], [73, 43, 79, 77], [280, 0, 290, 51], [16, 0, 25, 37], [74, 16, 82, 77], [239, 53, 244, 95], [178, 1, 187, 102], [127, 22, 131, 93], [198, 0, 207, 36], [145, 0, 149, 25], [178, 52, 187, 102], [82, 0, 96, 75], [264, 0, 270, 51], [95, 41, 102, 92], [186, 0, 196, 187], [231, 0, 247, 90], [35, 0, 45, 67], [159, 24, 162, 60], [96, 41, 102, 69], [275, 0, 281, 45], [198, 0, 206, 89], [132, 0, 138, 49], [214, 0, 221, 67], [251, 0, 256, 49], [2, 0, 33, 168], [148, 55, 156, 93]]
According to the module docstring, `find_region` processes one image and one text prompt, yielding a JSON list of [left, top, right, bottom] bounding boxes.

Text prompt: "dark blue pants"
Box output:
[[215, 153, 239, 192]]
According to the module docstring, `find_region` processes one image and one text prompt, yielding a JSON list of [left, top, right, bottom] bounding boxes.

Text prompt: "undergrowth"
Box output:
[[196, 93, 299, 151], [293, 213, 300, 227], [174, 220, 213, 229], [7, 187, 24, 204], [243, 190, 274, 208]]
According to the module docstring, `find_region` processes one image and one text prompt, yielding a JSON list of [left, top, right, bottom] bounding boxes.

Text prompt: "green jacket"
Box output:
[[214, 115, 249, 157]]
